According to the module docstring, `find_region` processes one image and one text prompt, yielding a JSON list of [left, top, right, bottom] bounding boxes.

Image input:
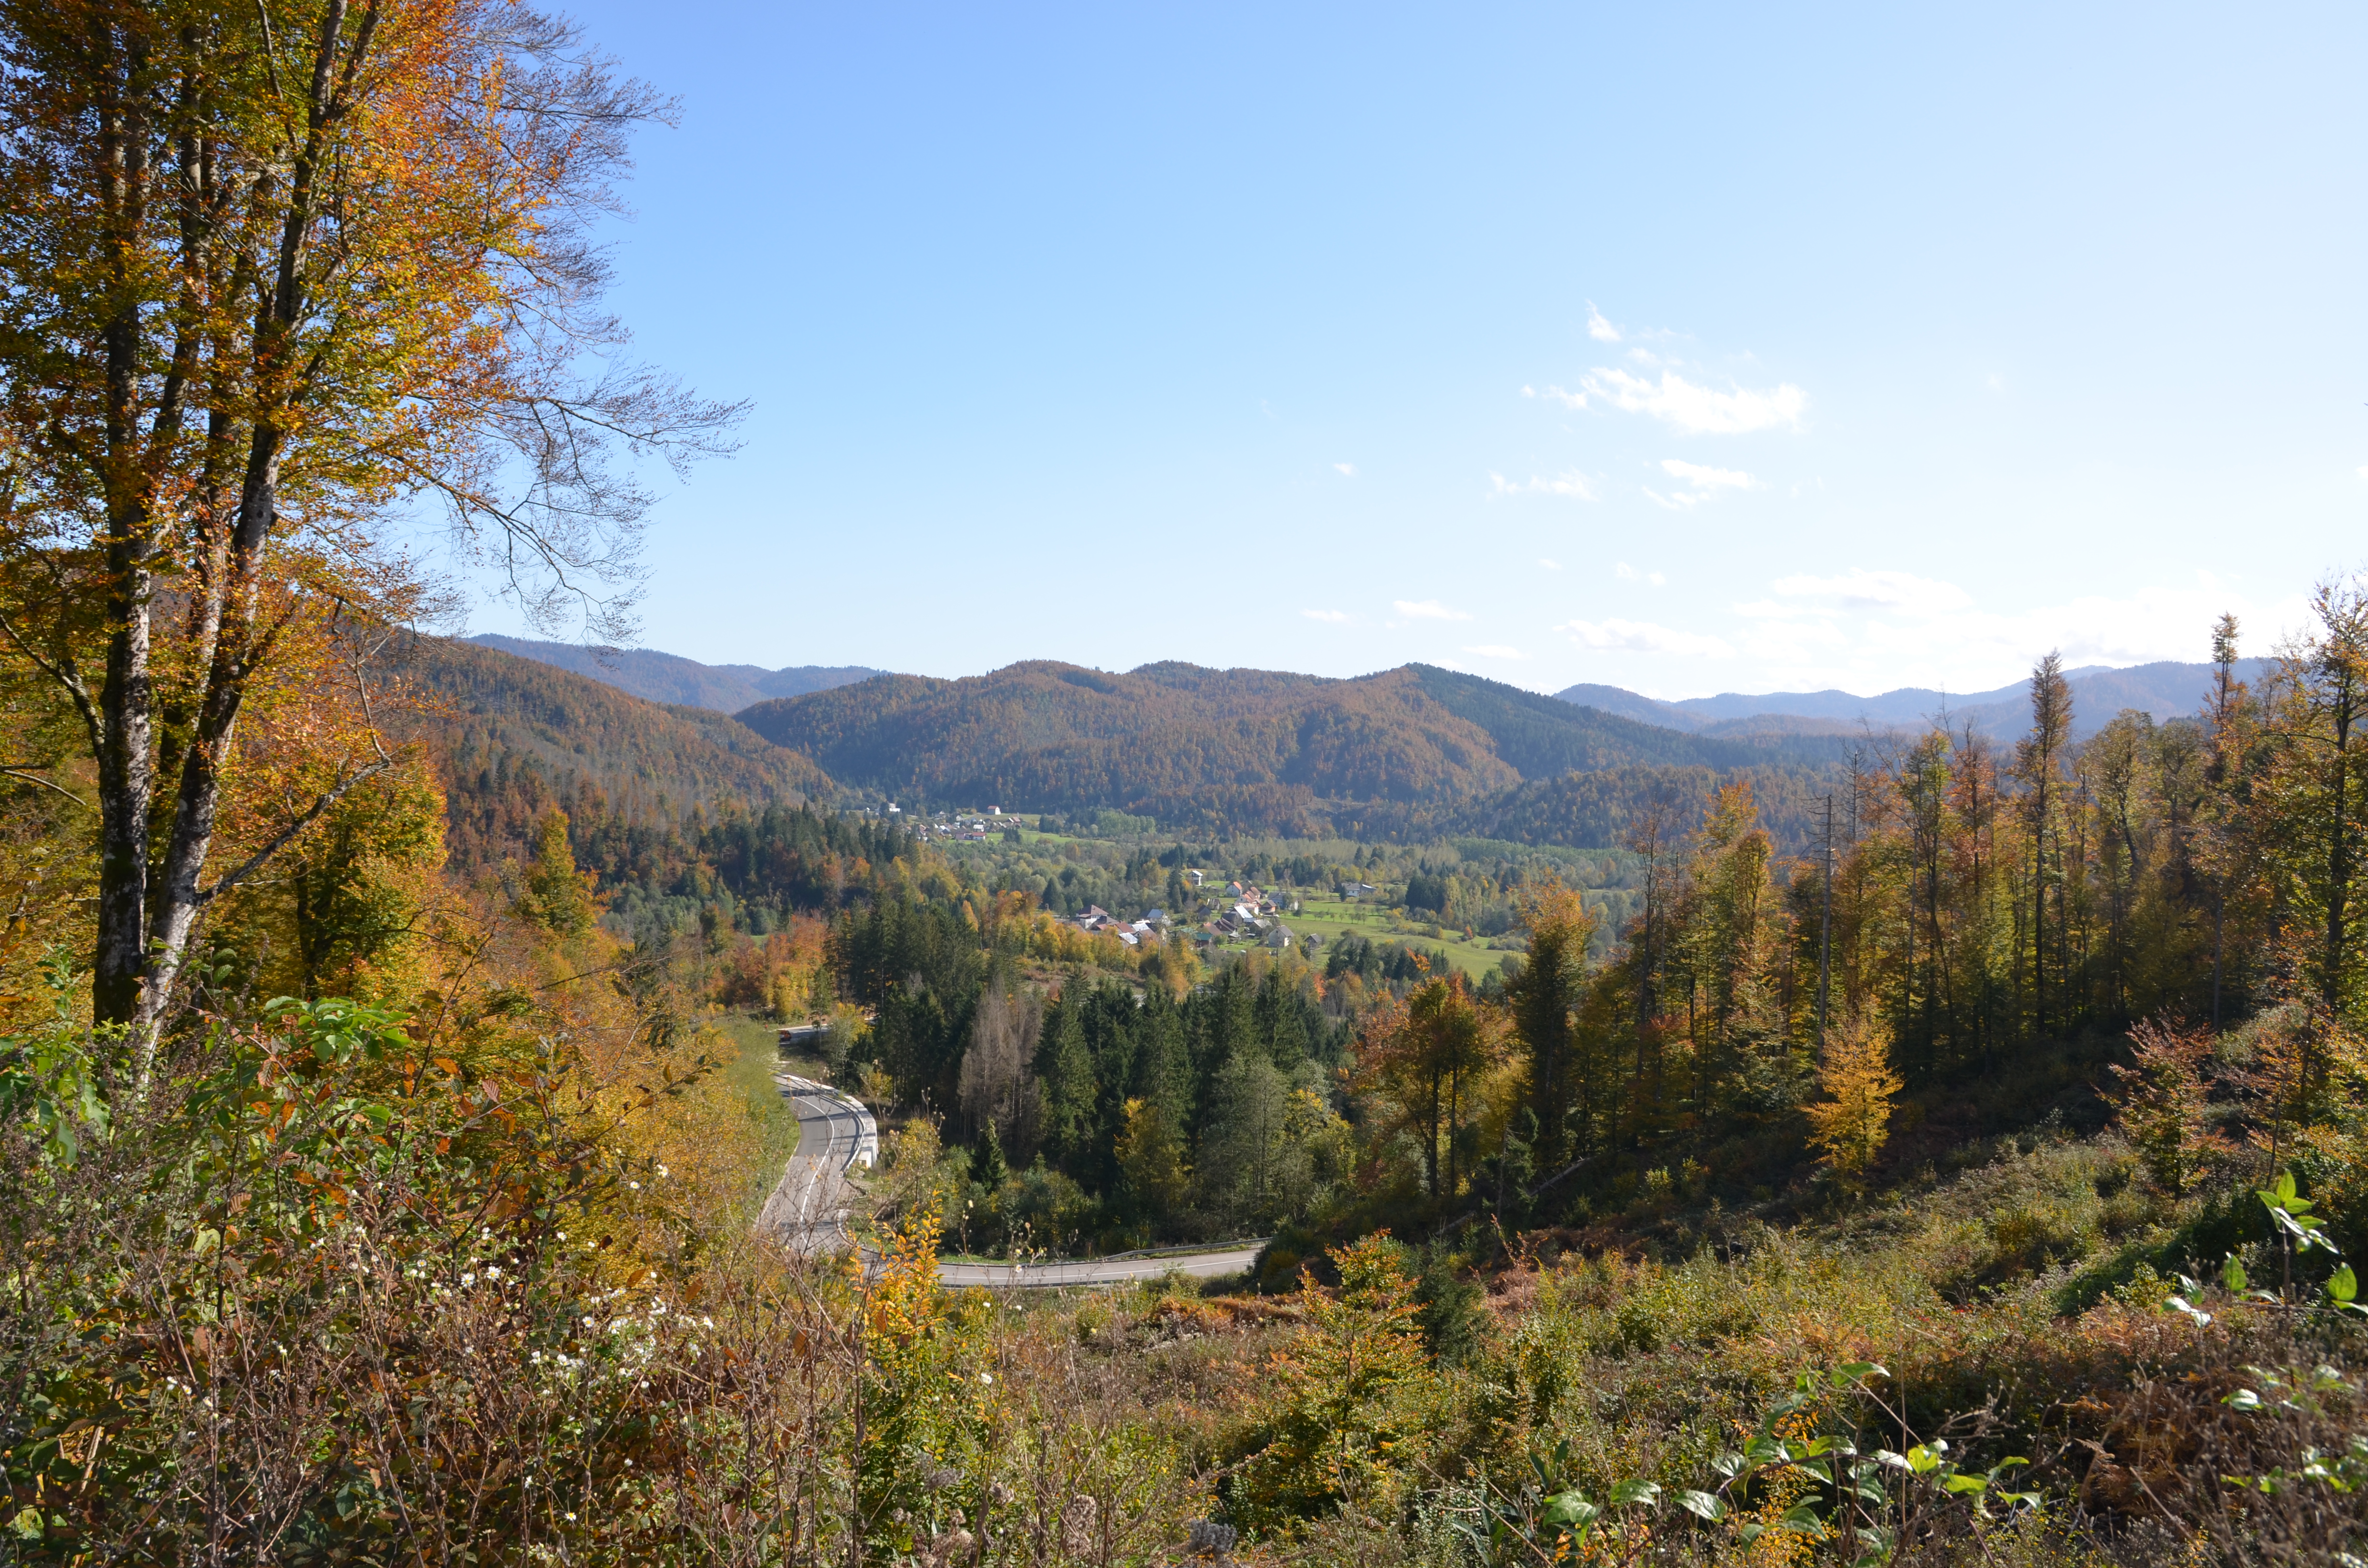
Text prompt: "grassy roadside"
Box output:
[[708, 1011, 825, 1208]]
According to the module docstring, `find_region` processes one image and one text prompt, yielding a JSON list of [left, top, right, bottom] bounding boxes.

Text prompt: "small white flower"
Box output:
[[980, 1372, 993, 1384], [654, 1164, 668, 1178]]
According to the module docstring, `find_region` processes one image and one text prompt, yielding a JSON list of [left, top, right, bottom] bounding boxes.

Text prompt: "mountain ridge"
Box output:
[[731, 658, 1850, 836], [1557, 658, 2269, 741], [465, 634, 886, 714]]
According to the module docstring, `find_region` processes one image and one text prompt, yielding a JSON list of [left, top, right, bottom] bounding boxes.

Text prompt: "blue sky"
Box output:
[[471, 1, 2368, 699]]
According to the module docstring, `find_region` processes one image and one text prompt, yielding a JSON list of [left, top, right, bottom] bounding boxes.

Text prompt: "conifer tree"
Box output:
[[2018, 652, 2074, 1036], [524, 810, 594, 936], [1511, 879, 1594, 1171]]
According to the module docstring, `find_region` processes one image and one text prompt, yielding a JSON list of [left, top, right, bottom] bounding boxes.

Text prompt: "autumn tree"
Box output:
[[0, 0, 737, 1067], [1358, 973, 1502, 1201], [1806, 1011, 1900, 1187], [2263, 578, 2368, 1018], [2111, 1014, 2224, 1196]]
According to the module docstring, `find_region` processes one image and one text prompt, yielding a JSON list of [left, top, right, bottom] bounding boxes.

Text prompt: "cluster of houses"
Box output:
[[1073, 906, 1170, 947], [1064, 871, 1320, 956]]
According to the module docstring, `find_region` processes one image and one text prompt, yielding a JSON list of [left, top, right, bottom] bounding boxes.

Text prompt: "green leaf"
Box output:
[[1777, 1501, 1828, 1536], [2224, 1255, 2249, 1292], [1608, 1479, 1661, 1508], [2333, 1265, 2360, 1305], [1832, 1360, 1887, 1386], [1541, 1491, 1600, 1529], [2225, 1388, 2265, 1412], [9, 1508, 42, 1543], [1677, 1490, 1725, 1521], [1944, 1474, 1989, 1494]]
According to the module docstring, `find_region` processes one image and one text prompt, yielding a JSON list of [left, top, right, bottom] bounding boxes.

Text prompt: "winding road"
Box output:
[[756, 1073, 879, 1252], [760, 1072, 1264, 1288]]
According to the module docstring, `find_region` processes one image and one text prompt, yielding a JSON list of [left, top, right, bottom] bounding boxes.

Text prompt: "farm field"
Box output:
[[1282, 892, 1516, 980]]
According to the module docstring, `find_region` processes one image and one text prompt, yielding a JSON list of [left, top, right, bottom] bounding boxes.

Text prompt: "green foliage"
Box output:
[[1232, 1234, 1433, 1529]]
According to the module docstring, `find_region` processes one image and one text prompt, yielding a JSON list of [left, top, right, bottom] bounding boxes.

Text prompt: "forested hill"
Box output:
[[390, 636, 836, 876], [733, 659, 1848, 835]]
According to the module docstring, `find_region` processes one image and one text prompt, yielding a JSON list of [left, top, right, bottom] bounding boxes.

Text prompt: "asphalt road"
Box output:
[[756, 1073, 878, 1253], [936, 1247, 1267, 1289], [762, 1073, 1265, 1288]]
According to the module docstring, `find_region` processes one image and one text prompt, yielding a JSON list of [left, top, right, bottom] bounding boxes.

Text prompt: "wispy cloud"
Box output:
[[1662, 458, 1756, 490], [1462, 645, 1529, 660], [1556, 618, 1734, 657], [1586, 303, 1621, 343], [1394, 599, 1472, 622], [1333, 462, 1358, 478], [1577, 368, 1806, 434], [1715, 570, 2315, 695], [1645, 459, 1757, 510], [1765, 568, 1973, 617], [1538, 558, 1563, 571], [1302, 608, 1351, 624], [1615, 563, 1667, 587], [1488, 469, 1597, 501], [1522, 384, 1589, 410]]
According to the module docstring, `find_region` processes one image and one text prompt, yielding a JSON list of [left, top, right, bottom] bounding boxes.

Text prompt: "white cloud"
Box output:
[[1578, 367, 1806, 434], [1394, 599, 1472, 622], [1586, 303, 1621, 343], [1334, 462, 1357, 478], [1643, 488, 1701, 511], [1614, 563, 1666, 586], [1302, 609, 1350, 623], [1556, 618, 1734, 657], [1661, 458, 1756, 490], [1768, 568, 1974, 617], [1488, 469, 1597, 501], [2357, 465, 2368, 482], [1538, 558, 1563, 571], [1522, 384, 1589, 410], [1463, 645, 1529, 660]]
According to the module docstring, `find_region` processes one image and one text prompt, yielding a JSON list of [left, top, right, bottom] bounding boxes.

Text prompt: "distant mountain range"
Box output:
[[466, 634, 884, 713], [421, 637, 2269, 852], [1555, 659, 2267, 742]]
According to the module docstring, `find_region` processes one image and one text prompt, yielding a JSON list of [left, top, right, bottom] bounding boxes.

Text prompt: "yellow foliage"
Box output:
[[1806, 1013, 1901, 1183]]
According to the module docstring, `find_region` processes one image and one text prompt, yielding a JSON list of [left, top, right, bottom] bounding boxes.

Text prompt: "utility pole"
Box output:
[[1817, 793, 1835, 1056]]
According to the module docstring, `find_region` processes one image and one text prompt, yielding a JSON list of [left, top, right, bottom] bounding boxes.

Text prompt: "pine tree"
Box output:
[[524, 809, 594, 935], [1511, 879, 1595, 1170], [1036, 997, 1097, 1172], [972, 1120, 1010, 1193], [2018, 653, 2074, 1038]]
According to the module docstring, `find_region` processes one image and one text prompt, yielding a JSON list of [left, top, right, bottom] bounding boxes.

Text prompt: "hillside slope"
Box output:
[[734, 660, 1846, 834], [390, 637, 835, 874], [466, 634, 885, 713]]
